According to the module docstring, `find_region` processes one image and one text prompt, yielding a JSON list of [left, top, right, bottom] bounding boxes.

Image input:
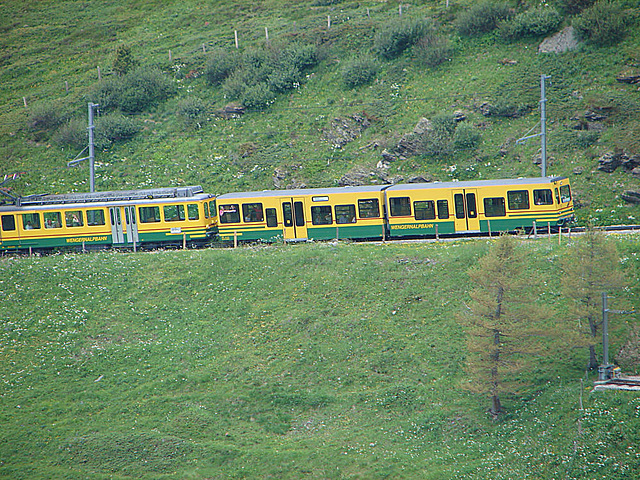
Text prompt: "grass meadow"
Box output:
[[1, 235, 639, 479]]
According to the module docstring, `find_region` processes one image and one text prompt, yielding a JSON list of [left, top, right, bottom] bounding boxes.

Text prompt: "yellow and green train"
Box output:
[[0, 186, 217, 252], [216, 176, 574, 243]]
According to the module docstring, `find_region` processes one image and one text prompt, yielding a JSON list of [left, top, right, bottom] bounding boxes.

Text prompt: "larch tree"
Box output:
[[561, 226, 626, 370], [460, 235, 549, 419]]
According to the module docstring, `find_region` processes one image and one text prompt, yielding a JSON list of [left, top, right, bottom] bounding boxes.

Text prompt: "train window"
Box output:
[[555, 188, 560, 205], [454, 194, 465, 219], [266, 208, 278, 227], [484, 197, 506, 217], [242, 203, 264, 222], [414, 200, 436, 220], [139, 206, 160, 223], [204, 202, 210, 219], [1, 215, 15, 231], [358, 199, 380, 218], [282, 202, 293, 227], [86, 209, 105, 226], [507, 190, 530, 210], [219, 204, 240, 224], [65, 211, 84, 227], [389, 197, 411, 217], [312, 196, 329, 202], [187, 203, 199, 221], [22, 213, 41, 230], [560, 185, 572, 203], [164, 204, 185, 222], [210, 200, 217, 217], [294, 202, 305, 227], [437, 200, 449, 219], [312, 206, 332, 225], [44, 212, 62, 229], [466, 193, 477, 218], [533, 189, 553, 205], [335, 204, 356, 224]]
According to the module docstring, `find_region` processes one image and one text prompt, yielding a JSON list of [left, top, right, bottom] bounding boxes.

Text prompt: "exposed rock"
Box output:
[[381, 149, 397, 163], [376, 158, 390, 170], [498, 58, 518, 65], [622, 154, 640, 171], [273, 167, 288, 188], [322, 114, 371, 149], [597, 152, 623, 173], [572, 166, 584, 175], [632, 167, 640, 179], [338, 168, 371, 187], [584, 110, 607, 122], [396, 134, 419, 155], [621, 190, 640, 204], [478, 102, 493, 117], [499, 137, 515, 157], [453, 110, 467, 122], [616, 74, 640, 85], [413, 117, 432, 135], [538, 26, 580, 54], [215, 102, 245, 119], [407, 175, 431, 184]]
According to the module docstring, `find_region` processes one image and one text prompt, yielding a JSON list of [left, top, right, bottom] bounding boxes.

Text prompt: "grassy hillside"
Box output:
[[1, 236, 639, 478], [1, 0, 640, 225]]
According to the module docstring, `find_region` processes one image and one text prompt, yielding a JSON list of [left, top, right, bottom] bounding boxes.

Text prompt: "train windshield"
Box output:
[[560, 185, 572, 203]]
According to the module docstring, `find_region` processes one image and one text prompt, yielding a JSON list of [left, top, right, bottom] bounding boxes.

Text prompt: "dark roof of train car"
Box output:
[[215, 184, 389, 199]]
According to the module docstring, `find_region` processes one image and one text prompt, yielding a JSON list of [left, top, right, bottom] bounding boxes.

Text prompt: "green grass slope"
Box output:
[[1, 237, 639, 478], [1, 1, 640, 225]]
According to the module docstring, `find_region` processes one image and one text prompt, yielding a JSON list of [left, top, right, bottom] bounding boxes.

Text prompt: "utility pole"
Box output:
[[68, 102, 99, 192], [516, 74, 551, 177], [598, 292, 635, 381]]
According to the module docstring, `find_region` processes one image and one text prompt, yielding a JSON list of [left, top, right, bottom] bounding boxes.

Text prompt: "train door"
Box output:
[[124, 206, 139, 245], [452, 189, 480, 232], [109, 207, 125, 244], [280, 197, 308, 241]]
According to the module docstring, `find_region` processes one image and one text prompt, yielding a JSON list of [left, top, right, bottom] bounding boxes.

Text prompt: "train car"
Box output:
[[215, 185, 389, 242], [384, 176, 574, 238], [0, 186, 217, 252]]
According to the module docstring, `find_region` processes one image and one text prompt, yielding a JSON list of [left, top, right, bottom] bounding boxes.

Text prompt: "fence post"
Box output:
[[97, 66, 101, 80], [327, 15, 331, 29], [183, 233, 187, 249], [233, 231, 238, 248], [234, 30, 239, 49], [336, 225, 339, 240], [265, 26, 269, 42], [169, 50, 172, 61], [487, 219, 491, 238], [533, 221, 537, 239], [548, 221, 551, 239], [382, 223, 386, 242]]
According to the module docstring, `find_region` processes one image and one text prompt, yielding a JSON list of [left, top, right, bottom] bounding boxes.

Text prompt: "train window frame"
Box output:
[[560, 185, 571, 203], [437, 199, 449, 219], [414, 200, 436, 221], [204, 202, 210, 219], [242, 203, 264, 223], [484, 197, 506, 217], [312, 196, 329, 202], [22, 213, 41, 230], [44, 211, 62, 229], [266, 208, 278, 227], [507, 190, 530, 210], [358, 198, 380, 219], [210, 200, 217, 218], [86, 209, 105, 226], [1, 214, 16, 231], [65, 210, 84, 228], [335, 204, 356, 224], [187, 203, 199, 221], [139, 206, 160, 223], [533, 189, 554, 205], [311, 205, 332, 225], [389, 197, 411, 217], [219, 204, 240, 224], [163, 204, 185, 222], [466, 193, 478, 218], [282, 202, 293, 227]]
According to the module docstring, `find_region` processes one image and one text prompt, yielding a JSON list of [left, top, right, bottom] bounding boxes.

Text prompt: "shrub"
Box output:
[[341, 56, 379, 88], [431, 113, 457, 136], [267, 63, 302, 93], [484, 99, 530, 118], [453, 123, 482, 151], [281, 42, 318, 71], [374, 18, 433, 60], [204, 48, 238, 85], [500, 6, 563, 41], [222, 73, 248, 100], [53, 118, 87, 148], [27, 101, 64, 134], [573, 1, 628, 46], [555, 0, 596, 15], [455, 2, 513, 37], [240, 84, 276, 111], [89, 67, 176, 113], [94, 113, 140, 148], [112, 45, 137, 76], [176, 97, 208, 127], [414, 32, 453, 69]]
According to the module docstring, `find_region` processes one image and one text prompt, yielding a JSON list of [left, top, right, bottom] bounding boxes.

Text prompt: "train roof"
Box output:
[[216, 184, 389, 199], [385, 176, 569, 191], [7, 185, 209, 208]]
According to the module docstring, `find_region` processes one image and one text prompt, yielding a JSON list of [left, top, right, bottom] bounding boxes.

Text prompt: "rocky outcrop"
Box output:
[[597, 152, 640, 173], [538, 26, 580, 54], [322, 114, 371, 149]]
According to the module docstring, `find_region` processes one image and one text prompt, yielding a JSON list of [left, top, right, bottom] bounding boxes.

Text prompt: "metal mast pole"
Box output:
[[602, 292, 609, 365], [88, 102, 98, 192]]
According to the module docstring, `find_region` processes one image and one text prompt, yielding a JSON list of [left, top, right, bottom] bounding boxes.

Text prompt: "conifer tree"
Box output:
[[112, 45, 137, 76], [461, 235, 548, 419], [561, 226, 626, 370]]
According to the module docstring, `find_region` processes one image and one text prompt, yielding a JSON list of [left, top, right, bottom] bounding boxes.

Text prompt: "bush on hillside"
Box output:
[[27, 101, 64, 136], [204, 48, 238, 85], [52, 118, 87, 149], [112, 45, 137, 76], [374, 18, 433, 60], [555, 0, 596, 15], [499, 6, 563, 41], [240, 84, 276, 111], [94, 113, 140, 149], [453, 123, 482, 151], [573, 1, 628, 46], [413, 32, 453, 69], [89, 67, 176, 114], [341, 56, 380, 88], [455, 2, 513, 36], [176, 97, 208, 128]]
